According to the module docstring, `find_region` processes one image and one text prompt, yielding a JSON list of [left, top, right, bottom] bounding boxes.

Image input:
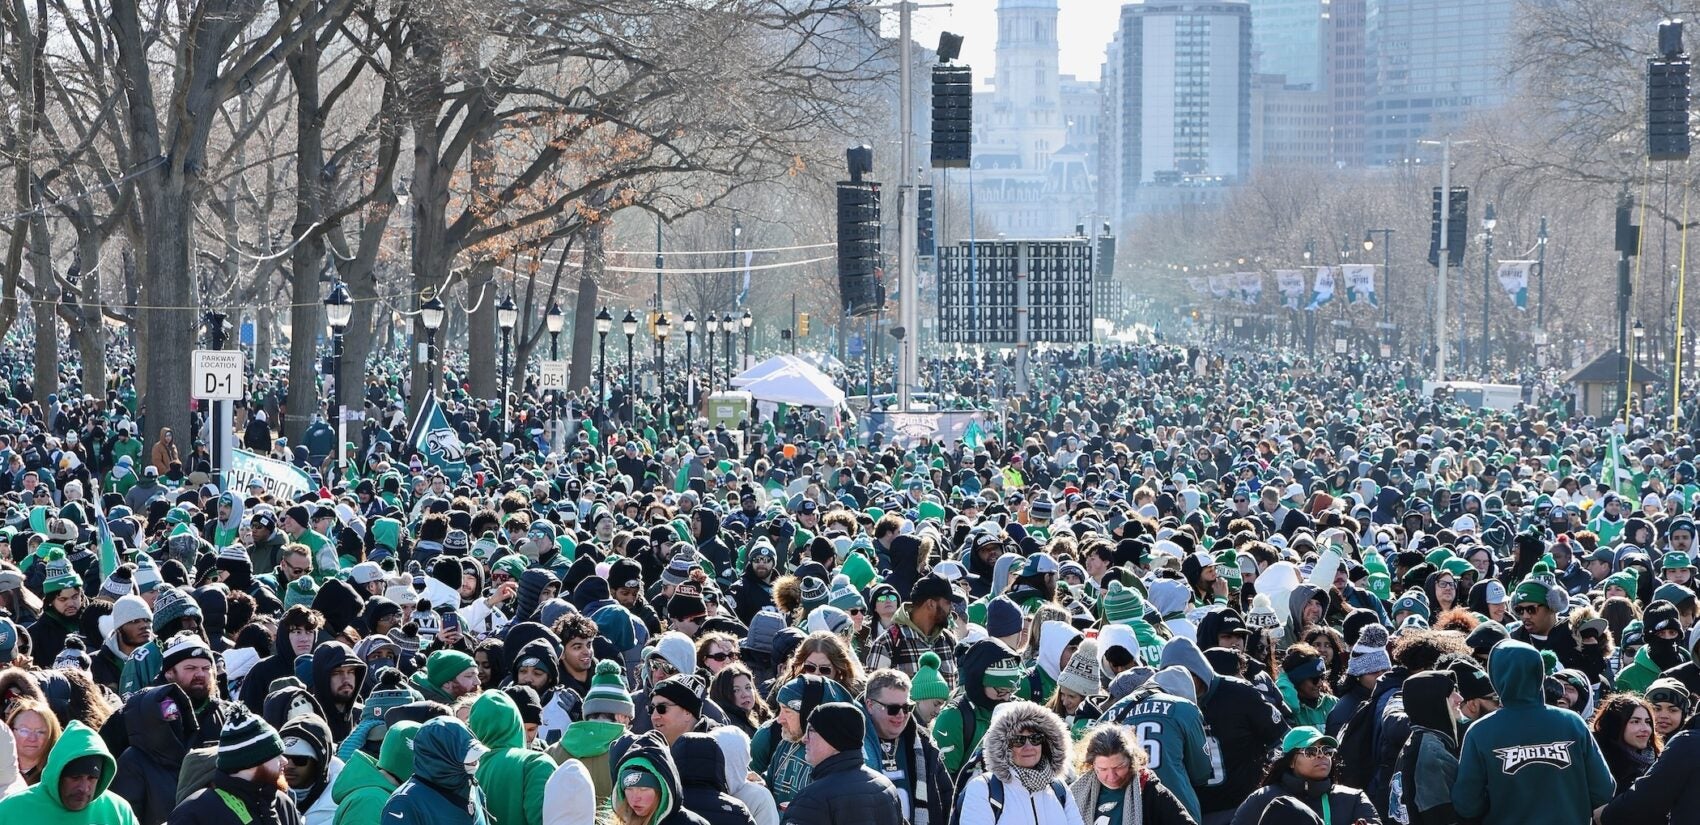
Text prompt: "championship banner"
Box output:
[[1306, 267, 1335, 311], [227, 449, 315, 501], [1496, 261, 1533, 310], [1275, 270, 1305, 309], [1342, 264, 1378, 306], [863, 410, 992, 448], [407, 392, 469, 480], [1235, 272, 1263, 305]]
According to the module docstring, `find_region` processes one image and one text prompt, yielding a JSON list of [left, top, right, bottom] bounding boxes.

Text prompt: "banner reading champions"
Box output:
[[863, 410, 993, 449], [227, 449, 316, 501]]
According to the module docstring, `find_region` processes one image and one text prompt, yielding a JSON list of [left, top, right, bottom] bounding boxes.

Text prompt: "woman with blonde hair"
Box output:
[[1070, 724, 1197, 825], [5, 699, 57, 785]]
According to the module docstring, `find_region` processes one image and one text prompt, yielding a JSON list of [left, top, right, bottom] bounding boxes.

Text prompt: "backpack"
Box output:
[[947, 772, 1069, 825], [1335, 691, 1383, 789]]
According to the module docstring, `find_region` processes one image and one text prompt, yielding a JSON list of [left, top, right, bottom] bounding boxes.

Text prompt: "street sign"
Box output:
[[538, 360, 569, 390], [191, 350, 244, 401]]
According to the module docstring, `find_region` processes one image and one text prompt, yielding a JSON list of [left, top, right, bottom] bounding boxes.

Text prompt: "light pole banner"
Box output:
[[1275, 270, 1305, 309], [227, 449, 315, 501], [1189, 278, 1210, 296], [1496, 261, 1533, 310], [1235, 272, 1263, 304], [1342, 264, 1378, 306], [1306, 267, 1335, 311], [1208, 274, 1232, 299]]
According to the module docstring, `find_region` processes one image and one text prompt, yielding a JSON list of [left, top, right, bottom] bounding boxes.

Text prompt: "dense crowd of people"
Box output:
[[0, 334, 1693, 825]]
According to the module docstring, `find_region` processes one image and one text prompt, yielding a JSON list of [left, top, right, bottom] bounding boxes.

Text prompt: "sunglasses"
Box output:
[[285, 754, 315, 767], [1009, 734, 1046, 748], [650, 661, 679, 676], [705, 651, 741, 663], [1297, 746, 1337, 759], [800, 663, 835, 676], [847, 608, 864, 617], [651, 702, 674, 715], [1515, 604, 1540, 616], [877, 595, 900, 604], [874, 699, 916, 717]]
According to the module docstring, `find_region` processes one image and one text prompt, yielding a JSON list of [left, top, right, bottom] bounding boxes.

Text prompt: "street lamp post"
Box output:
[[595, 307, 612, 407], [496, 294, 517, 445], [1634, 319, 1646, 364], [1481, 204, 1496, 374], [325, 282, 352, 477], [420, 295, 445, 399], [545, 302, 565, 452], [655, 314, 671, 417], [705, 314, 719, 391], [683, 312, 697, 404], [1365, 229, 1395, 349], [622, 310, 639, 416], [721, 313, 733, 386], [740, 309, 753, 369]]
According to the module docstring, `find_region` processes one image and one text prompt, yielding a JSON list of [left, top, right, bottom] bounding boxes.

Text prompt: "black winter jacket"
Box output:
[[1229, 774, 1379, 825], [1601, 728, 1700, 825], [674, 733, 757, 825], [110, 684, 199, 825], [167, 771, 304, 825], [781, 749, 905, 825]]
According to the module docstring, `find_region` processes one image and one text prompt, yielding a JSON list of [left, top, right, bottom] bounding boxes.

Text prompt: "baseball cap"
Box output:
[[1483, 580, 1511, 605], [1280, 726, 1336, 753]]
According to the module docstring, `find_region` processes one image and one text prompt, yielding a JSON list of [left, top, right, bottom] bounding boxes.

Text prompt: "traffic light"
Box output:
[[797, 313, 810, 337], [931, 65, 972, 168], [837, 180, 882, 317], [1428, 187, 1469, 267], [1649, 19, 1691, 161], [917, 185, 935, 258]]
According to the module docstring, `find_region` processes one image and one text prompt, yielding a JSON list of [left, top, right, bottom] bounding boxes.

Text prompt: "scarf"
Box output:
[[1009, 763, 1053, 794]]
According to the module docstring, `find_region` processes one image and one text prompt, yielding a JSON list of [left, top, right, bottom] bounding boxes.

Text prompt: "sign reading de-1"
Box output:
[[192, 350, 245, 401]]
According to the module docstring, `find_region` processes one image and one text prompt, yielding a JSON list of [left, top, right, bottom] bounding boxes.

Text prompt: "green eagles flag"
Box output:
[[408, 392, 468, 480], [1605, 430, 1636, 499]]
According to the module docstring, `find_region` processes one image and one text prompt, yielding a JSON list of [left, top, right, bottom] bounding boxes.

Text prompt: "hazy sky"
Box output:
[[900, 0, 1124, 88]]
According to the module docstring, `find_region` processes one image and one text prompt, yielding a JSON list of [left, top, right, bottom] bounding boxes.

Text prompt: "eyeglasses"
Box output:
[[874, 699, 916, 717], [651, 702, 674, 716], [650, 661, 679, 676], [800, 663, 835, 676], [1297, 746, 1336, 759], [12, 727, 46, 739], [1009, 734, 1046, 748], [705, 651, 741, 663]]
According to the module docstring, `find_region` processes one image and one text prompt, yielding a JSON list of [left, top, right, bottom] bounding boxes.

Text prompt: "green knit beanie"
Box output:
[[910, 652, 950, 702], [426, 649, 477, 689], [1100, 580, 1147, 625], [283, 577, 318, 611]]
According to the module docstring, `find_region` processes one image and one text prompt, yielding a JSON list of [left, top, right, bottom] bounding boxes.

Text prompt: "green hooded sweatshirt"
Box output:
[[549, 720, 625, 812], [1453, 640, 1614, 825], [331, 720, 420, 825], [1613, 644, 1667, 695], [0, 720, 138, 825], [469, 690, 554, 825]]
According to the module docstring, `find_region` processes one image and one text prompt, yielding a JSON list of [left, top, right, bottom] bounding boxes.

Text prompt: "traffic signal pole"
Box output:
[[898, 0, 918, 410]]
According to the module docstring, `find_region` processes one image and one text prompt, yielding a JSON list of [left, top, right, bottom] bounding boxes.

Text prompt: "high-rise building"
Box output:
[[970, 0, 1096, 236], [1251, 73, 1333, 168], [1363, 0, 1515, 164], [1329, 0, 1367, 167], [1115, 0, 1253, 218], [1249, 0, 1327, 89]]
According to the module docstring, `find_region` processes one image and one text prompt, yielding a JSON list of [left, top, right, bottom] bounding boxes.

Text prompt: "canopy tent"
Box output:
[[731, 354, 809, 388], [739, 361, 847, 408], [795, 350, 846, 372]]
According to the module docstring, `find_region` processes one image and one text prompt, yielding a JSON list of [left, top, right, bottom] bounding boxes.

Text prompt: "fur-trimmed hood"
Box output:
[[982, 700, 1070, 783]]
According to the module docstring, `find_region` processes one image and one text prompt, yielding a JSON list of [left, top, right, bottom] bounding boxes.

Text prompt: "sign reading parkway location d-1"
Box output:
[[191, 349, 245, 401]]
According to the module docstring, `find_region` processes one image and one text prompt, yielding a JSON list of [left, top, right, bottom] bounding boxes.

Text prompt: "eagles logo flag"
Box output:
[[408, 392, 468, 481]]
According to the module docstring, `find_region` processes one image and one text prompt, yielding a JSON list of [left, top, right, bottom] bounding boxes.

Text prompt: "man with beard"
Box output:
[[752, 674, 852, 807], [0, 720, 137, 824], [170, 711, 300, 825], [309, 641, 366, 743], [92, 594, 152, 692], [730, 540, 779, 626], [278, 715, 337, 825], [29, 555, 85, 662], [152, 632, 229, 749]]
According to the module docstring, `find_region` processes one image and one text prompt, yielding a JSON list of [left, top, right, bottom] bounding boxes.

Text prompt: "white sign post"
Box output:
[[538, 360, 569, 390], [191, 350, 244, 401]]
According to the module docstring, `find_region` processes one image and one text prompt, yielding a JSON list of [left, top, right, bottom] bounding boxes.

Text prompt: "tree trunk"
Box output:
[[255, 305, 276, 374], [26, 211, 57, 401], [284, 22, 329, 445], [137, 173, 196, 453], [465, 260, 497, 400], [569, 219, 606, 392]]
